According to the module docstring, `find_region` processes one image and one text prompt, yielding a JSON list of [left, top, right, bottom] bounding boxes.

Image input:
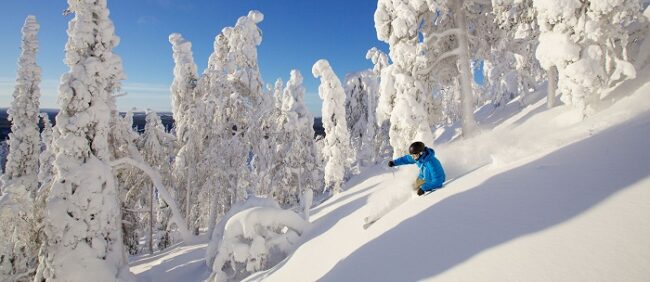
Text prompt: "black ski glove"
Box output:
[[417, 188, 425, 196], [388, 161, 395, 167]]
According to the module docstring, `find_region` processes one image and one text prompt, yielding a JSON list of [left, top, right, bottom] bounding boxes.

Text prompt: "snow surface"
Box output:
[[131, 68, 650, 281]]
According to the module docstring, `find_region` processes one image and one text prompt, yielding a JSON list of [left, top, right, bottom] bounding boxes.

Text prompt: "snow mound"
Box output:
[[206, 197, 309, 282]]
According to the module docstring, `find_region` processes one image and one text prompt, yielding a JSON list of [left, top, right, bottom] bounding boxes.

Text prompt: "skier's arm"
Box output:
[[392, 155, 415, 166]]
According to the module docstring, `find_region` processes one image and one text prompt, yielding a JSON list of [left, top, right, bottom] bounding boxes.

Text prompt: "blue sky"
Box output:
[[0, 0, 386, 116]]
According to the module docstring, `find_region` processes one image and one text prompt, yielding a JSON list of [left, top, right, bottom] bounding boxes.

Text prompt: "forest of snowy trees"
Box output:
[[0, 0, 647, 281]]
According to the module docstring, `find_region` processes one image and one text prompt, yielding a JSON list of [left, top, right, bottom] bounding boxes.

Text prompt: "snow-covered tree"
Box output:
[[169, 33, 198, 144], [221, 11, 269, 197], [38, 113, 55, 188], [106, 110, 148, 254], [533, 0, 643, 116], [272, 70, 320, 206], [34, 1, 135, 280], [313, 59, 353, 194], [0, 15, 41, 282], [490, 0, 545, 108], [1, 14, 41, 195], [345, 70, 381, 167], [366, 47, 393, 160], [139, 110, 175, 253], [197, 11, 268, 228], [373, 0, 439, 153], [169, 33, 203, 233]]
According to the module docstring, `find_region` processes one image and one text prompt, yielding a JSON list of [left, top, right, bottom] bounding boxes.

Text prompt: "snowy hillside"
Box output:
[[130, 65, 650, 282], [1, 1, 648, 281]]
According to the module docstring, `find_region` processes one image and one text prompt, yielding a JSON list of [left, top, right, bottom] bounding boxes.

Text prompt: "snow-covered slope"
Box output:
[[130, 70, 650, 281]]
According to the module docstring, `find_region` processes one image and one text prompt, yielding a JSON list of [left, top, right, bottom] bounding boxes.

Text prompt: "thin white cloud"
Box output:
[[122, 82, 169, 93], [0, 79, 172, 111]]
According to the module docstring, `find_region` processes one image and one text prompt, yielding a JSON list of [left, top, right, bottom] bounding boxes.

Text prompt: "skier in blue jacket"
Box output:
[[388, 141, 446, 196]]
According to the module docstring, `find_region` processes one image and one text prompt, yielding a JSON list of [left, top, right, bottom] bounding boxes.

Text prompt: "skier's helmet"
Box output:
[[409, 141, 426, 158]]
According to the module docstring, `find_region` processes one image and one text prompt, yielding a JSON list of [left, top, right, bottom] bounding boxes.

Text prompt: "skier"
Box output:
[[388, 141, 446, 196]]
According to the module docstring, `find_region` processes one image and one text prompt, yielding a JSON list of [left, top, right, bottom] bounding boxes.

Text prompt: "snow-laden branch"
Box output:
[[432, 48, 462, 67], [416, 47, 462, 76], [424, 28, 462, 42], [111, 157, 195, 243]]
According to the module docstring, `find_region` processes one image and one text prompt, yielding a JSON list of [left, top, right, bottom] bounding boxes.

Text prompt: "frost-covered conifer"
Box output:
[[169, 33, 198, 145], [375, 0, 498, 140], [0, 15, 41, 282], [1, 15, 41, 193], [225, 11, 265, 97], [490, 0, 544, 108], [345, 70, 381, 167], [373, 0, 438, 152], [198, 11, 267, 220], [533, 0, 643, 116], [34, 1, 135, 280], [140, 110, 175, 253], [367, 47, 393, 160], [273, 70, 319, 205], [38, 113, 54, 188], [107, 110, 147, 254], [169, 33, 203, 233], [313, 60, 353, 194], [223, 11, 269, 197]]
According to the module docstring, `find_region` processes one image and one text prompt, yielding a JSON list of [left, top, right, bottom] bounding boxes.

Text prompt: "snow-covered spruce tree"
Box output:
[[533, 0, 643, 116], [376, 0, 502, 139], [0, 15, 41, 282], [199, 10, 266, 216], [184, 11, 267, 232], [169, 33, 203, 233], [1, 14, 41, 194], [373, 0, 438, 153], [223, 11, 269, 198], [139, 110, 175, 253], [490, 0, 545, 108], [345, 70, 380, 167], [253, 78, 284, 198], [38, 113, 55, 189], [313, 60, 353, 194], [34, 0, 135, 280], [366, 47, 393, 160], [108, 110, 147, 254], [169, 33, 198, 145], [198, 34, 238, 238], [273, 70, 319, 206]]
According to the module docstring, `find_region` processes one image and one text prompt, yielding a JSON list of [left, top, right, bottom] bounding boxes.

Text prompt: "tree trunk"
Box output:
[[148, 184, 154, 255], [186, 163, 192, 229], [547, 65, 558, 108], [110, 157, 195, 244], [454, 2, 478, 137]]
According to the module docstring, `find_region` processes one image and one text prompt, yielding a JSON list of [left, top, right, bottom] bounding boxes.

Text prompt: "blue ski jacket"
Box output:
[[392, 147, 446, 191]]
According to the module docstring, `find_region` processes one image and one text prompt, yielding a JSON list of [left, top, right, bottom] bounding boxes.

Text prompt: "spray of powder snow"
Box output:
[[363, 135, 495, 224], [364, 165, 419, 224]]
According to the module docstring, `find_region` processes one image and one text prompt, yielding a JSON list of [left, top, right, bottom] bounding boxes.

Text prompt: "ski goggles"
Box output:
[[410, 152, 422, 160]]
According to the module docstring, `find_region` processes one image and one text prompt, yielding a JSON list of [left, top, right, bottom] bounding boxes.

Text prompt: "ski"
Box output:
[[363, 217, 379, 229]]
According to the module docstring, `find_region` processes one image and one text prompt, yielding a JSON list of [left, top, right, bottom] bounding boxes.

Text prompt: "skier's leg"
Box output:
[[413, 178, 425, 191]]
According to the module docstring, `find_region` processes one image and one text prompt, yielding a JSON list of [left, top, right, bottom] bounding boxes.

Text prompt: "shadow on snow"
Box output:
[[320, 111, 650, 281]]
